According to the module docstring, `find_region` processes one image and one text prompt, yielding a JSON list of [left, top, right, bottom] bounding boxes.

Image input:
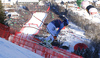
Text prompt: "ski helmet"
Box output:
[[63, 19, 69, 26]]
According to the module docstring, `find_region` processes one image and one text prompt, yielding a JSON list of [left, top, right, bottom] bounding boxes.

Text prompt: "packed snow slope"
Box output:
[[0, 37, 44, 58]]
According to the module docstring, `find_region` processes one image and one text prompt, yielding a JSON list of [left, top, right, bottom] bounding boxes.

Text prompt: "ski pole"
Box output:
[[62, 15, 68, 20]]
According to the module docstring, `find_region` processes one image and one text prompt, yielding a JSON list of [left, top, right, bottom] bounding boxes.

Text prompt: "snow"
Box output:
[[67, 6, 100, 23], [96, 1, 100, 4], [68, 22, 85, 37], [0, 37, 44, 58], [57, 21, 90, 52]]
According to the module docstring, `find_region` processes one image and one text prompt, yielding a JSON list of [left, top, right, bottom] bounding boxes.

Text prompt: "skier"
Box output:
[[42, 19, 69, 48]]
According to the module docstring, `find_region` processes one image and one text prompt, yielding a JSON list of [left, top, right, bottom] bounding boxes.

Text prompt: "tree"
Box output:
[[0, 1, 5, 24], [76, 0, 83, 8]]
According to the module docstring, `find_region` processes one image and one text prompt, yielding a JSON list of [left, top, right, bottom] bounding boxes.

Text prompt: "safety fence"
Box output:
[[0, 23, 83, 58]]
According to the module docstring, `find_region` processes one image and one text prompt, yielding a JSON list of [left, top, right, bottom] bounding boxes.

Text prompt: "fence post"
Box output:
[[17, 36, 21, 45], [5, 32, 10, 40], [11, 30, 16, 43], [2, 30, 5, 38], [22, 38, 26, 47]]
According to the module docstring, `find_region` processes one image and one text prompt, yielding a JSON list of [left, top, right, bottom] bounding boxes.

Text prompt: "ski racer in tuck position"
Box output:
[[41, 19, 69, 48]]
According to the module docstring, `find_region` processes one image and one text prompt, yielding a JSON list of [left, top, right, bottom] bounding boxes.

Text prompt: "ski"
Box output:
[[33, 35, 53, 49], [39, 42, 53, 49]]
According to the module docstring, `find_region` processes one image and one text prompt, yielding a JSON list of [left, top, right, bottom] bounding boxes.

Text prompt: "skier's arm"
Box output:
[[56, 23, 64, 36]]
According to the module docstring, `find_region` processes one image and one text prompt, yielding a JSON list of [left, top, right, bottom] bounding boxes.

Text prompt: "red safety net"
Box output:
[[0, 23, 83, 58]]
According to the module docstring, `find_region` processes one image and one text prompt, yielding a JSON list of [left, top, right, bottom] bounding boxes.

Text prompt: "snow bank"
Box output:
[[0, 37, 44, 58]]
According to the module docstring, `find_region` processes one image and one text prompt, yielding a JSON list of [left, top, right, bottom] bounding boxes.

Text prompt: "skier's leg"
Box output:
[[45, 35, 54, 48], [46, 22, 57, 36], [40, 35, 53, 46]]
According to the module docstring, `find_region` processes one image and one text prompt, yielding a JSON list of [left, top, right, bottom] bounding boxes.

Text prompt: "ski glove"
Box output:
[[54, 36, 57, 39]]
